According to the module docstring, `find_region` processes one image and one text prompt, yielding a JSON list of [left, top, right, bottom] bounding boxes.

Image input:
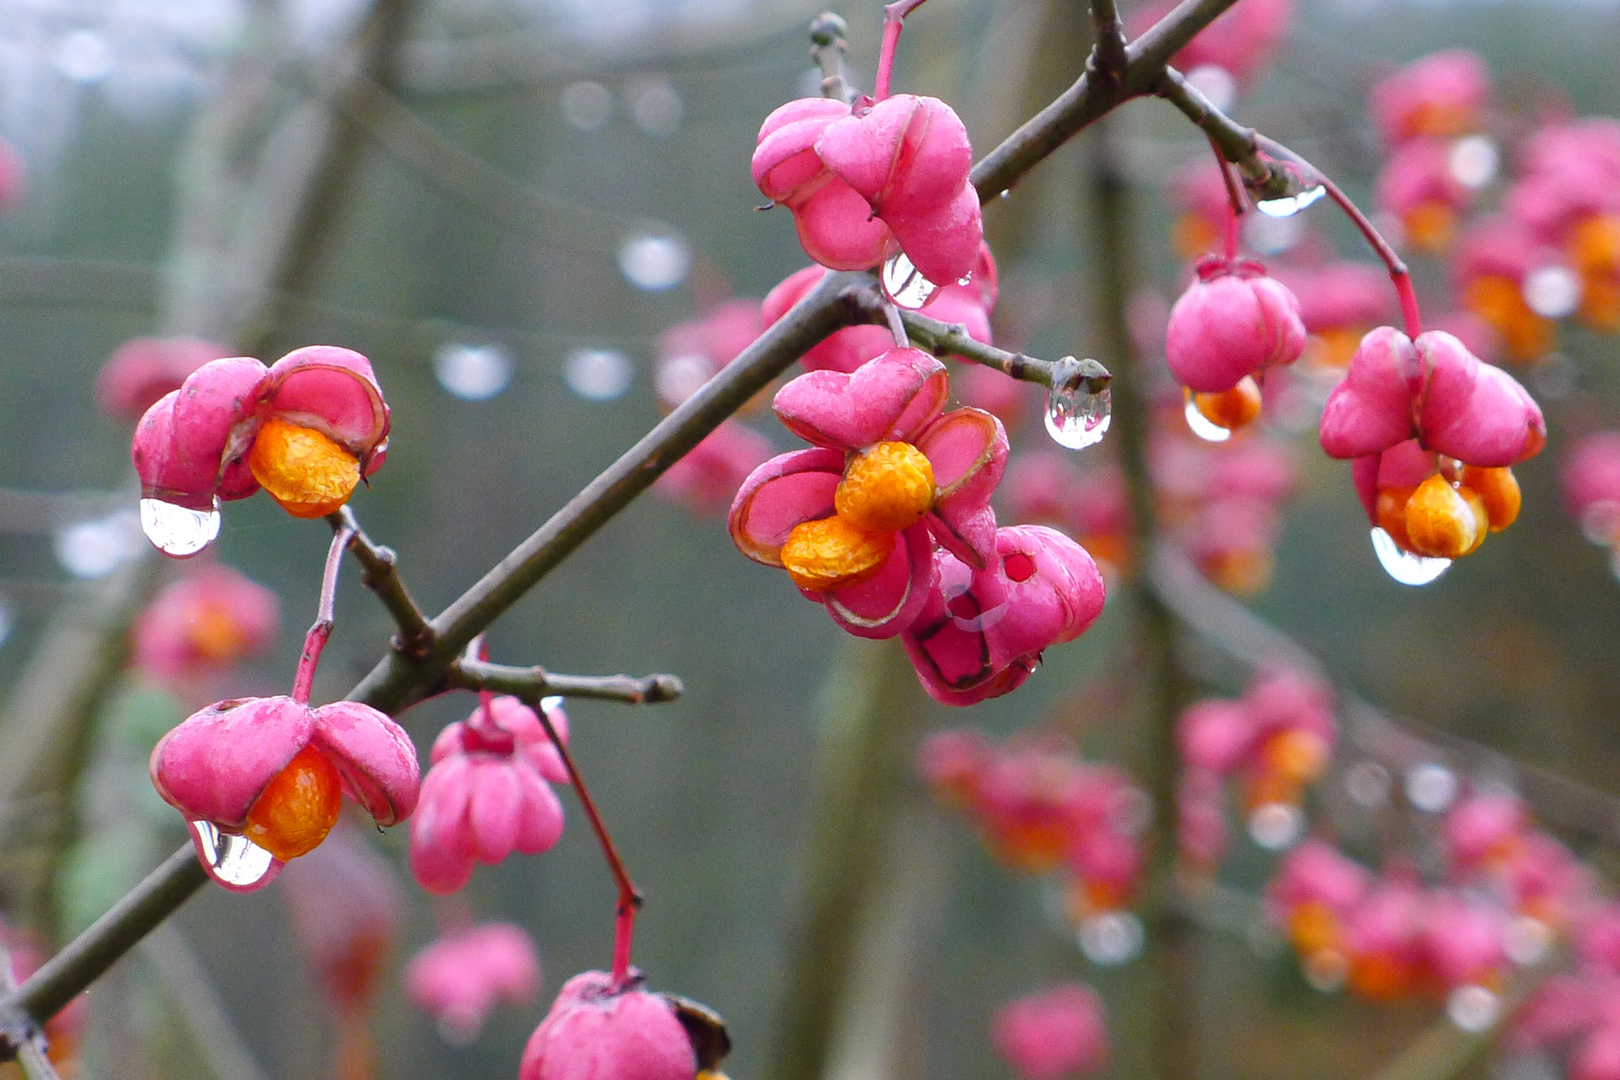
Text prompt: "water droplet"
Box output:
[[563, 348, 633, 401], [1345, 761, 1392, 809], [56, 30, 115, 83], [1256, 185, 1327, 218], [1370, 527, 1450, 586], [560, 80, 612, 130], [1448, 135, 1499, 190], [628, 77, 682, 137], [1183, 397, 1233, 442], [1185, 64, 1237, 112], [188, 821, 279, 892], [656, 354, 716, 407], [1523, 265, 1580, 319], [1579, 501, 1620, 546], [140, 497, 221, 558], [434, 342, 512, 401], [1302, 950, 1349, 992], [56, 510, 144, 577], [1247, 803, 1303, 850], [1243, 210, 1303, 256], [1077, 911, 1143, 966], [1446, 984, 1500, 1032], [1404, 762, 1457, 813], [880, 251, 942, 310], [1045, 371, 1112, 450], [1505, 916, 1551, 966], [619, 233, 689, 291]]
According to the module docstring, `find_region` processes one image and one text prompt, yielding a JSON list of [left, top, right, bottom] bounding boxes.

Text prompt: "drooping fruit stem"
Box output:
[[1255, 135, 1424, 339], [530, 699, 643, 988], [873, 0, 932, 102], [1207, 137, 1244, 261], [292, 520, 356, 705]]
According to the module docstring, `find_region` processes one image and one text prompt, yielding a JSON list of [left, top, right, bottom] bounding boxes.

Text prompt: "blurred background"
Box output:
[[3, 0, 1620, 1078]]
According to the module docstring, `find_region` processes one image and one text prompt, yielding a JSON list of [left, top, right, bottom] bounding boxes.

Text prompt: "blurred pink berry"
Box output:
[[1369, 50, 1490, 147], [902, 525, 1105, 706], [0, 137, 25, 214], [519, 971, 697, 1080], [916, 726, 993, 810], [1374, 138, 1471, 252], [762, 265, 895, 373], [95, 337, 234, 421], [1131, 0, 1293, 87], [1563, 432, 1620, 544], [1442, 794, 1527, 874], [409, 695, 570, 894], [150, 695, 420, 891], [1574, 1025, 1620, 1080], [729, 347, 1007, 640], [655, 300, 765, 408], [131, 345, 390, 544], [1177, 698, 1256, 776], [1165, 256, 1306, 393], [280, 822, 402, 1015], [991, 983, 1108, 1080], [654, 421, 774, 516], [407, 923, 540, 1043], [132, 564, 279, 687], [1265, 839, 1370, 924], [1421, 893, 1506, 989]]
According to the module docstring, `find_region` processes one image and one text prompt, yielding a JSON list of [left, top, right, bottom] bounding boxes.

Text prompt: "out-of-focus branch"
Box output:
[[809, 12, 857, 104], [311, 70, 659, 258], [0, 845, 208, 1062], [140, 924, 272, 1080], [450, 660, 683, 705], [972, 0, 1246, 200], [0, 940, 62, 1080]]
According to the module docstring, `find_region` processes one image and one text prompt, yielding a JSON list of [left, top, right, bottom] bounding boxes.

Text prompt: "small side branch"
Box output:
[[451, 659, 684, 705], [1089, 0, 1130, 82], [897, 307, 1112, 392], [809, 13, 856, 104], [328, 507, 435, 659]]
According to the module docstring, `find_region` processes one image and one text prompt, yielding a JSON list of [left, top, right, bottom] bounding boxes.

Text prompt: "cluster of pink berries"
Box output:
[[1176, 669, 1336, 867], [1512, 905, 1620, 1080], [919, 729, 1145, 918], [729, 347, 1105, 704]]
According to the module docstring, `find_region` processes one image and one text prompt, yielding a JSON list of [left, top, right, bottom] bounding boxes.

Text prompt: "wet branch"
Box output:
[[897, 307, 1113, 392], [327, 506, 435, 659], [449, 659, 684, 705]]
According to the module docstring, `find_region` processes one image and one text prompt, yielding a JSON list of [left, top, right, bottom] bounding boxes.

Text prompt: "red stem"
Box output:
[[292, 522, 355, 705], [1207, 137, 1244, 261], [873, 0, 931, 102], [531, 701, 642, 988], [1309, 167, 1423, 338]]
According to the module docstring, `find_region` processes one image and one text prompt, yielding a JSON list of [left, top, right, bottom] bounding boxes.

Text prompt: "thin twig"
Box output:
[[328, 507, 435, 659], [898, 308, 1112, 391], [809, 13, 857, 104], [449, 659, 683, 704], [971, 0, 1248, 200], [1089, 0, 1130, 82]]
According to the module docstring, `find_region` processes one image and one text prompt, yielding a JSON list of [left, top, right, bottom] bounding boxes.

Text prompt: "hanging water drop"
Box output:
[[1077, 911, 1144, 966], [1246, 803, 1303, 850], [1183, 398, 1233, 442], [188, 820, 280, 892], [140, 497, 221, 557], [1256, 185, 1326, 218], [880, 251, 942, 310], [1370, 527, 1450, 586], [1445, 984, 1499, 1032], [1044, 361, 1112, 450]]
